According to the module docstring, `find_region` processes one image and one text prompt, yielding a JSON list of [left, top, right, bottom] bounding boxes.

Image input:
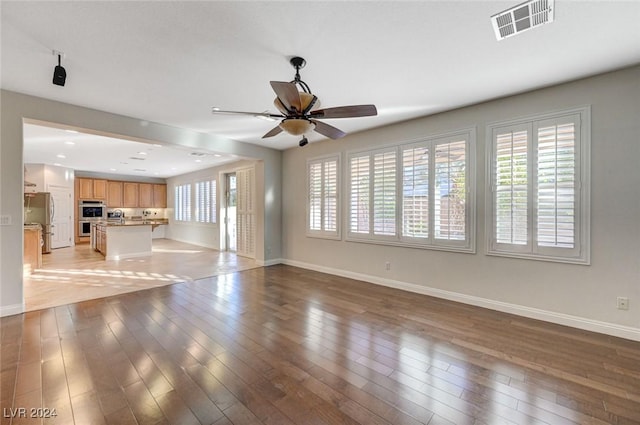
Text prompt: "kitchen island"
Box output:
[[94, 219, 167, 260]]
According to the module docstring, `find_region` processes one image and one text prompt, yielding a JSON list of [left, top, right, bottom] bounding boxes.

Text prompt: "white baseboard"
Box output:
[[282, 259, 640, 342], [0, 303, 24, 317], [258, 258, 284, 267]]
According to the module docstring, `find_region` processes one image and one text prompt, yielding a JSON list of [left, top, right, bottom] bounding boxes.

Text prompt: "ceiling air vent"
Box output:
[[491, 0, 554, 41]]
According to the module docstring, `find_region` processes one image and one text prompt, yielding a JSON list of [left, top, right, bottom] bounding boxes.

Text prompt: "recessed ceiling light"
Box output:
[[195, 159, 202, 163], [214, 154, 222, 157], [65, 129, 78, 134], [53, 163, 62, 166], [64, 141, 75, 145], [109, 168, 117, 171], [171, 167, 177, 170], [137, 151, 148, 155], [56, 154, 66, 159], [152, 144, 162, 148]]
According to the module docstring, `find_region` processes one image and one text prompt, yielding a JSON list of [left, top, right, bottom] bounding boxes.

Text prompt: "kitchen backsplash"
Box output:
[[110, 207, 168, 219]]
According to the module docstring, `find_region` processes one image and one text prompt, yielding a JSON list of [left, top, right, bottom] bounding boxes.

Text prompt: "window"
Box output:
[[349, 148, 398, 240], [347, 129, 475, 252], [174, 183, 191, 222], [487, 107, 590, 264], [307, 155, 340, 238], [195, 179, 217, 223]]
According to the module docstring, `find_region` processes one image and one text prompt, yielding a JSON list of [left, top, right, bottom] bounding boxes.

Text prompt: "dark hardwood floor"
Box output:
[[2, 265, 640, 424]]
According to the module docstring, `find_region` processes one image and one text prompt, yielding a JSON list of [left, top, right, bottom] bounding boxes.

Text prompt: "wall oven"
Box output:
[[78, 201, 105, 237], [79, 200, 106, 220], [78, 220, 94, 237]]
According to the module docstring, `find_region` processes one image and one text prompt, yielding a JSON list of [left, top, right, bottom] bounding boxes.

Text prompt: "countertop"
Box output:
[[97, 219, 168, 227]]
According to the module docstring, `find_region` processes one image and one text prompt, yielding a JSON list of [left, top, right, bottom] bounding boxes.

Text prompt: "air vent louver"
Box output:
[[491, 0, 554, 41]]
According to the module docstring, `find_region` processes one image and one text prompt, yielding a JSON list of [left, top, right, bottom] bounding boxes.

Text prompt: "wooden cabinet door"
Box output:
[[123, 183, 139, 207], [93, 179, 107, 200], [78, 178, 93, 199], [138, 183, 153, 208], [153, 184, 167, 208], [107, 181, 123, 207]]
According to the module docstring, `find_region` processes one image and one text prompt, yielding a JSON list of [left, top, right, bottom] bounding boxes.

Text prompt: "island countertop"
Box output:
[[98, 218, 168, 227]]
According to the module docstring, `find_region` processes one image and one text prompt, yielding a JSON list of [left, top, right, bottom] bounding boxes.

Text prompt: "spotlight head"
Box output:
[[299, 137, 309, 147], [53, 65, 66, 86], [52, 53, 66, 86]]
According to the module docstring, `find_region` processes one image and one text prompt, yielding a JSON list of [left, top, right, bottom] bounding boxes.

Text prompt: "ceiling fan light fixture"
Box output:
[[279, 118, 315, 136]]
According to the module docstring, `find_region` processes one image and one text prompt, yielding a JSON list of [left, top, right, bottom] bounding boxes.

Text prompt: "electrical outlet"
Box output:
[[0, 215, 12, 226], [385, 262, 391, 271], [617, 297, 629, 310]]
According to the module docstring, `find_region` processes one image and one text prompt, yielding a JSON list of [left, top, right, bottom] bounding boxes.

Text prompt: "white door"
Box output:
[[49, 186, 72, 249]]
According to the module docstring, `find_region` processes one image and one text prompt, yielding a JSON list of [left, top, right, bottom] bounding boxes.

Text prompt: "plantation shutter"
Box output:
[[308, 162, 322, 231], [174, 184, 192, 221], [195, 180, 216, 223], [402, 145, 429, 239], [434, 140, 466, 241], [373, 150, 396, 236], [349, 155, 370, 234], [494, 126, 529, 248], [323, 160, 338, 232], [535, 115, 579, 253], [236, 167, 255, 258]]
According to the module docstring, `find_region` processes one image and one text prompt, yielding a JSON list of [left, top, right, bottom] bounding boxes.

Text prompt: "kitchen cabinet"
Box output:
[[24, 225, 42, 275], [123, 182, 139, 207], [153, 184, 167, 208], [96, 224, 107, 255], [107, 181, 123, 207], [93, 179, 107, 199], [138, 183, 153, 208], [77, 178, 107, 200]]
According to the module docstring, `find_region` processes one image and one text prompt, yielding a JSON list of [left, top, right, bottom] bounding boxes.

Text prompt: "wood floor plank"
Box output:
[[3, 262, 640, 424]]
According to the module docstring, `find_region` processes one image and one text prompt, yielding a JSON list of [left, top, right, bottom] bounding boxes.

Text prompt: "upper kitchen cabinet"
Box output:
[[77, 178, 107, 200], [153, 184, 167, 208], [138, 183, 153, 208], [107, 181, 123, 207], [123, 182, 139, 208]]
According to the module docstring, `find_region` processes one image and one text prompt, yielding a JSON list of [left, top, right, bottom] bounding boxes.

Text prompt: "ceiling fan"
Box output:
[[211, 56, 377, 146]]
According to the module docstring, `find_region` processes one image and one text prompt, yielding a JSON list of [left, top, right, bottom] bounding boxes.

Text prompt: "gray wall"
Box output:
[[0, 90, 282, 316], [281, 65, 640, 340]]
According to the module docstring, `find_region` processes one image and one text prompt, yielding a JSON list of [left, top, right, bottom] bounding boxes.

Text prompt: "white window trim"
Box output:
[[345, 128, 476, 253], [306, 153, 341, 240], [485, 106, 591, 265]]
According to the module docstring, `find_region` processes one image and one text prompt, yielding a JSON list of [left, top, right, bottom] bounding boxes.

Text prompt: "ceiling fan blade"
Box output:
[[262, 125, 283, 139], [311, 120, 346, 139], [211, 108, 283, 120], [270, 81, 302, 114], [309, 104, 377, 119]]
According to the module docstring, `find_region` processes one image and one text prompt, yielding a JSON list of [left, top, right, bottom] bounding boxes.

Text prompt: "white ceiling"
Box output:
[[3, 1, 640, 176]]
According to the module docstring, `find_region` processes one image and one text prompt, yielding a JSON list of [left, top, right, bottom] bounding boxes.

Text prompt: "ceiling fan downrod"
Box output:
[[290, 56, 311, 94]]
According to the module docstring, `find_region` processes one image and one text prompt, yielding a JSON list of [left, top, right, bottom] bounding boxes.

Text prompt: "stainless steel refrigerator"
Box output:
[[24, 192, 54, 253]]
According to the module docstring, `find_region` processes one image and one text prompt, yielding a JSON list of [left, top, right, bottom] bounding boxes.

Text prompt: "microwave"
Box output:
[[79, 200, 106, 220]]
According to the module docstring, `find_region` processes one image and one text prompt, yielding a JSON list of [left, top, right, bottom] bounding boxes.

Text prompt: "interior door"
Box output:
[[48, 186, 72, 249]]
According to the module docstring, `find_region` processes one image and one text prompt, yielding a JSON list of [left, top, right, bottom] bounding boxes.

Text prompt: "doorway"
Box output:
[[223, 173, 237, 252]]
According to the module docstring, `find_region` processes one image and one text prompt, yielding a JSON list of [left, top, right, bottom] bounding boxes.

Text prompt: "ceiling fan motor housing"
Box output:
[[273, 92, 319, 115]]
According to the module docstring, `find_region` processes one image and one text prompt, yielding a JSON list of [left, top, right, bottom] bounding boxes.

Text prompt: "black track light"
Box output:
[[52, 53, 66, 86], [299, 137, 309, 147]]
